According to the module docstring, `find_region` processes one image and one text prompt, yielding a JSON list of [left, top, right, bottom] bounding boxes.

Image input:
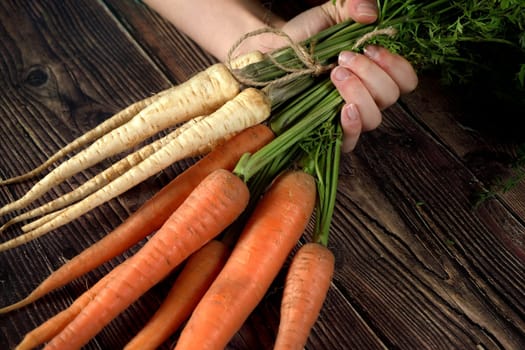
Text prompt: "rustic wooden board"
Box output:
[[0, 1, 186, 349], [403, 76, 525, 219], [0, 1, 524, 350], [334, 102, 525, 349]]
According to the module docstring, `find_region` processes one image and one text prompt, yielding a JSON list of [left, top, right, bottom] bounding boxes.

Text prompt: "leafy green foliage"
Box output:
[[370, 0, 525, 87], [475, 143, 525, 207]]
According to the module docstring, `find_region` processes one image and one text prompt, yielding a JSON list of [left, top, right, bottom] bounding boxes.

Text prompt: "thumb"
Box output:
[[280, 1, 378, 42]]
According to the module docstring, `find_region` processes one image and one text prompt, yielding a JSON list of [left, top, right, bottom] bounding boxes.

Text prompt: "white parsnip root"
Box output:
[[228, 50, 264, 70], [0, 116, 211, 233], [0, 94, 160, 186], [20, 209, 63, 233], [0, 51, 267, 251], [0, 88, 271, 251], [0, 63, 240, 216]]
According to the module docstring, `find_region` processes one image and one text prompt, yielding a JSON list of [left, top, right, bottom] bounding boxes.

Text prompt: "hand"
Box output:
[[331, 46, 418, 152], [280, 0, 379, 40], [280, 1, 418, 152], [144, 0, 418, 152]]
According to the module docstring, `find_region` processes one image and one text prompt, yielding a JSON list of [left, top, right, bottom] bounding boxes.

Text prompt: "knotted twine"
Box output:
[[226, 26, 398, 89]]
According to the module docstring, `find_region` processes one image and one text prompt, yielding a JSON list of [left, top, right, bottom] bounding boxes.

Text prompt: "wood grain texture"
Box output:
[[330, 102, 525, 349], [0, 1, 524, 350], [0, 1, 192, 349]]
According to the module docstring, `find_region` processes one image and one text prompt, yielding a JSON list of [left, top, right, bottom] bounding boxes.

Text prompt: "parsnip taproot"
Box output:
[[0, 116, 209, 233], [0, 49, 261, 189], [20, 209, 63, 233], [0, 88, 270, 252], [228, 50, 264, 70], [0, 93, 161, 186], [0, 63, 240, 216]]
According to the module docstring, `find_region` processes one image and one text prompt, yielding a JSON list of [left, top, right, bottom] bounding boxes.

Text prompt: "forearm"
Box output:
[[143, 0, 285, 60]]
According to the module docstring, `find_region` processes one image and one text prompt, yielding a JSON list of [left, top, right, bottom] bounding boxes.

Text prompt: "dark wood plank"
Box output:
[[0, 1, 188, 349], [402, 75, 525, 218], [103, 0, 217, 83], [327, 100, 525, 349]]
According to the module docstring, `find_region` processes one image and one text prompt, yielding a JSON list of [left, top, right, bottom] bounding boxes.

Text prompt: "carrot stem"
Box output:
[[234, 86, 342, 182], [312, 122, 342, 246]]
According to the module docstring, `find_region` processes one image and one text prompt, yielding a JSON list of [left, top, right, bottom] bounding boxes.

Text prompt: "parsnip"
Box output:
[[0, 64, 240, 216], [0, 88, 271, 251], [0, 116, 211, 233], [0, 93, 160, 186]]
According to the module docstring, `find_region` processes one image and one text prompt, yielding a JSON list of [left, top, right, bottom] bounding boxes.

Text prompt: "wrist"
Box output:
[[144, 0, 285, 61]]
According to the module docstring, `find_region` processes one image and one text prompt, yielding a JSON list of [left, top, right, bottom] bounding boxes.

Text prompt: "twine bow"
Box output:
[[227, 26, 398, 88]]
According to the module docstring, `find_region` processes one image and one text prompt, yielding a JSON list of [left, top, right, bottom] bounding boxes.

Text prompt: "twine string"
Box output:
[[227, 26, 398, 88], [226, 27, 333, 88], [351, 27, 398, 50]]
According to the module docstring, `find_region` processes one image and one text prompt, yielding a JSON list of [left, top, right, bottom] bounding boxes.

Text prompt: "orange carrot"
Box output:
[[124, 240, 230, 350], [0, 124, 273, 315], [34, 169, 249, 350], [174, 170, 316, 350], [15, 261, 129, 350], [273, 242, 335, 350]]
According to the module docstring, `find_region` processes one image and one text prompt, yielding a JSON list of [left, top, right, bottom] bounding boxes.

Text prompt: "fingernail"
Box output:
[[333, 66, 352, 81], [343, 103, 359, 121], [357, 2, 378, 19], [363, 45, 380, 59], [338, 51, 357, 66]]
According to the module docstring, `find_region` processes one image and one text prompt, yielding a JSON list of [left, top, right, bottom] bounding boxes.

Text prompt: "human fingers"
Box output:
[[336, 47, 418, 113], [343, 0, 378, 24], [340, 103, 363, 152], [331, 66, 382, 131], [317, 0, 378, 24], [363, 45, 418, 94], [282, 0, 379, 43], [337, 50, 401, 110]]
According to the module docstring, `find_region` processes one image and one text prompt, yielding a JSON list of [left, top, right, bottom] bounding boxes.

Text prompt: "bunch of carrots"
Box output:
[[4, 125, 334, 350], [1, 0, 524, 348]]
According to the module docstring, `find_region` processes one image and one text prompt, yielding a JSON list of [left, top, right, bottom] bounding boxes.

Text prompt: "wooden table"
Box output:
[[1, 1, 524, 349]]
